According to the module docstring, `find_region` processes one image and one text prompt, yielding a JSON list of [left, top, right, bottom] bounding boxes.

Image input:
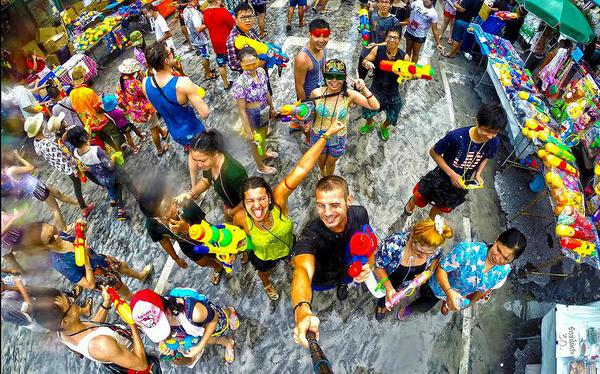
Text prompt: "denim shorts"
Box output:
[[215, 53, 228, 67], [405, 30, 427, 44], [310, 130, 347, 158], [246, 106, 269, 129], [290, 0, 307, 6], [452, 19, 469, 42], [193, 43, 209, 59]]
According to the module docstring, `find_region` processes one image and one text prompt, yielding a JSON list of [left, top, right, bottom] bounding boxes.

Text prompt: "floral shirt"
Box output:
[[428, 242, 511, 300], [116, 76, 156, 124], [69, 85, 109, 132], [375, 231, 441, 275], [231, 69, 269, 107], [133, 47, 147, 68], [33, 137, 78, 176]]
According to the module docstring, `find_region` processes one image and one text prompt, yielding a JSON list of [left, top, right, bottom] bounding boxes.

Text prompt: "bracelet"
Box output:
[[320, 133, 330, 142], [374, 277, 389, 292], [365, 93, 374, 100], [443, 287, 453, 294], [100, 303, 111, 310], [292, 301, 312, 317]]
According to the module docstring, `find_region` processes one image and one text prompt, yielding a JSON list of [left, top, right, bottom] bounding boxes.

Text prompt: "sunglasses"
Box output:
[[241, 60, 260, 70], [323, 72, 346, 81], [239, 15, 255, 21], [310, 29, 331, 38]]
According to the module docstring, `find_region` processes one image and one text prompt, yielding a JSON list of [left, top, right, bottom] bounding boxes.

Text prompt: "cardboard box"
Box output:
[[42, 33, 68, 54], [45, 53, 60, 67], [23, 40, 45, 58], [72, 1, 84, 13], [36, 27, 58, 43]]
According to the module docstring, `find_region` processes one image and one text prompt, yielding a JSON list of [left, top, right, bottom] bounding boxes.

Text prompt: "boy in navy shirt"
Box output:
[[404, 103, 506, 218]]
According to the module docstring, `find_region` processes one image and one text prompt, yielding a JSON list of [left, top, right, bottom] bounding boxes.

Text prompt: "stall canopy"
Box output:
[[516, 0, 595, 43]]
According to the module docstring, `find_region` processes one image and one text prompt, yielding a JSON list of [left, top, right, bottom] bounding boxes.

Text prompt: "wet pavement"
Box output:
[[2, 1, 599, 373]]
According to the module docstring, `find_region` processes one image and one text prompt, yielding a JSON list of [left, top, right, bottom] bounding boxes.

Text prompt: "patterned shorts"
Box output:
[[362, 91, 403, 126], [310, 131, 347, 158]]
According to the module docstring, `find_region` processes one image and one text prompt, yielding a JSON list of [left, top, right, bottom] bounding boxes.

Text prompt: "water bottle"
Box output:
[[1, 273, 21, 287], [454, 295, 471, 310]]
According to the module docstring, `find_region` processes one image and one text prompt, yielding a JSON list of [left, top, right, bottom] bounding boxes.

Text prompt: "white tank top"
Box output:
[[60, 326, 132, 363]]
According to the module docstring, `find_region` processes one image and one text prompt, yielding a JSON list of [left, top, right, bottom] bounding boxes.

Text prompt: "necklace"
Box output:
[[386, 48, 398, 60]]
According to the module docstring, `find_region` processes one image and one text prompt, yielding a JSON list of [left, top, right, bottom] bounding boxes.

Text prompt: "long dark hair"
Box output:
[[241, 177, 284, 228], [190, 130, 225, 155], [497, 228, 527, 261]]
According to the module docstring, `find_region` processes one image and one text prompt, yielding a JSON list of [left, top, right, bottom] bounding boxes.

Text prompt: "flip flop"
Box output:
[[440, 301, 449, 315], [265, 151, 279, 159], [205, 72, 219, 80], [257, 166, 277, 175], [210, 268, 223, 285], [224, 342, 235, 364], [140, 264, 154, 283], [228, 307, 240, 330], [447, 38, 453, 45], [440, 51, 456, 59], [161, 131, 170, 141], [157, 143, 171, 156]]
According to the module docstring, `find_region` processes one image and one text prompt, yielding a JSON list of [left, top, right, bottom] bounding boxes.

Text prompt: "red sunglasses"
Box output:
[[310, 28, 331, 38]]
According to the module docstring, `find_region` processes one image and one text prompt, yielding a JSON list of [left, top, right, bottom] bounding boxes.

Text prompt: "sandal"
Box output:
[[397, 306, 412, 321], [205, 72, 219, 80], [403, 202, 414, 216], [440, 301, 449, 316], [265, 151, 279, 159], [228, 307, 240, 330], [157, 143, 171, 156], [264, 283, 280, 301], [224, 341, 235, 364], [161, 131, 170, 141], [440, 51, 456, 59], [140, 264, 154, 282], [116, 209, 130, 221], [447, 38, 453, 45], [210, 268, 224, 285], [257, 166, 277, 175], [133, 146, 141, 155]]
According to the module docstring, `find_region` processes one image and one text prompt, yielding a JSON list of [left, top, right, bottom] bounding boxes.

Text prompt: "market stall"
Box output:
[[541, 302, 600, 374], [54, 53, 98, 87], [469, 24, 600, 270]]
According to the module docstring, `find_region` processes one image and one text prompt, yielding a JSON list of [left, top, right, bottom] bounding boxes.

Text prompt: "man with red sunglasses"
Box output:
[[292, 19, 330, 135]]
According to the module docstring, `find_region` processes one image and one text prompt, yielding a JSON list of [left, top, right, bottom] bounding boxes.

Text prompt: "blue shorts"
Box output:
[[452, 19, 469, 43], [193, 43, 209, 59], [310, 130, 347, 158], [216, 53, 228, 67], [289, 0, 307, 7]]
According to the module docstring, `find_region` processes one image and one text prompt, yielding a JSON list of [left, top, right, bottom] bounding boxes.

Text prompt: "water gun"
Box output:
[[358, 8, 370, 47], [459, 176, 484, 190], [537, 150, 579, 177], [106, 287, 135, 325], [454, 295, 471, 310], [537, 131, 570, 151], [234, 36, 289, 74], [544, 143, 574, 162], [196, 86, 205, 98], [555, 224, 595, 242], [253, 132, 265, 156], [74, 221, 87, 266], [379, 60, 435, 83], [189, 221, 248, 273], [517, 91, 545, 110], [545, 171, 565, 189], [346, 225, 385, 298], [279, 101, 315, 122], [559, 238, 596, 258], [159, 335, 201, 357], [494, 11, 518, 20], [385, 270, 432, 309]]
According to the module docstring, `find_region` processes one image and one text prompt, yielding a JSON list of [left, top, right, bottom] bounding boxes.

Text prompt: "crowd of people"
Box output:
[[2, 0, 531, 372]]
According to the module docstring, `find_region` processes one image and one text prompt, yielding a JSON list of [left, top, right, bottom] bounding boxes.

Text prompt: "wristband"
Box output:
[[292, 301, 312, 317], [320, 133, 330, 142], [100, 303, 111, 310], [365, 93, 374, 99], [375, 277, 389, 292]]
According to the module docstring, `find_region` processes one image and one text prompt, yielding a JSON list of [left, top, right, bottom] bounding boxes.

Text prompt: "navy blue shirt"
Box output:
[[455, 0, 483, 22], [361, 12, 402, 57], [433, 126, 499, 178]]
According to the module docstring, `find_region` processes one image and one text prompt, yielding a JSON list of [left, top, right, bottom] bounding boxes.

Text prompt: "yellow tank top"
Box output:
[[246, 205, 294, 261]]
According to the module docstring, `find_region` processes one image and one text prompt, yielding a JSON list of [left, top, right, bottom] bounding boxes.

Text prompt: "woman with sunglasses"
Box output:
[[232, 120, 346, 300], [373, 217, 453, 320], [232, 46, 278, 175], [420, 228, 527, 314], [309, 59, 380, 177], [33, 285, 161, 373]]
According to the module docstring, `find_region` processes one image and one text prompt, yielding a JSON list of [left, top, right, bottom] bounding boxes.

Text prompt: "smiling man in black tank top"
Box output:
[[359, 26, 408, 141]]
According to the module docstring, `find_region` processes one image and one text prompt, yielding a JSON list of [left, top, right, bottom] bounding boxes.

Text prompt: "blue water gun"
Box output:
[[358, 8, 370, 47], [234, 36, 289, 75]]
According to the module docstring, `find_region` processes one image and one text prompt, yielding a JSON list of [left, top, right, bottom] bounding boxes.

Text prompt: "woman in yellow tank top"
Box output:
[[310, 59, 380, 177], [233, 120, 347, 300]]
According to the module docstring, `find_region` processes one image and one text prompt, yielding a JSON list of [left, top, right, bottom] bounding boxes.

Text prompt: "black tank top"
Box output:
[[372, 46, 406, 94]]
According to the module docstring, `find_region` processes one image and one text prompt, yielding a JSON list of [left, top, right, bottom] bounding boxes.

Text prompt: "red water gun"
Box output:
[[106, 287, 135, 325], [74, 221, 87, 266]]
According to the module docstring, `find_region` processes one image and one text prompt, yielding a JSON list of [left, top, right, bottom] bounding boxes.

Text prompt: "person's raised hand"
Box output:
[[326, 120, 346, 137], [293, 313, 320, 348], [363, 60, 376, 70], [100, 285, 111, 304], [174, 191, 193, 205], [353, 78, 367, 93]]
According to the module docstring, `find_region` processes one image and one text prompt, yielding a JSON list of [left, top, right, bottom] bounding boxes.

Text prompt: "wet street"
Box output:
[[2, 0, 599, 373]]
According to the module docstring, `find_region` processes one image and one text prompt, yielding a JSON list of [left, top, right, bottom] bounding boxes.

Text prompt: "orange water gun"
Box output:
[[106, 287, 135, 325], [74, 221, 87, 266]]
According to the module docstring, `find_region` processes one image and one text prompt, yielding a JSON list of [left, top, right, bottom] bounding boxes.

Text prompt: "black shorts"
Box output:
[[252, 3, 267, 14], [180, 242, 212, 263], [405, 30, 427, 44], [248, 250, 285, 272]]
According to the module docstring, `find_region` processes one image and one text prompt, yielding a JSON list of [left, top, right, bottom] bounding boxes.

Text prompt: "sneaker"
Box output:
[[379, 126, 390, 141], [359, 122, 376, 135], [336, 284, 349, 301]]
